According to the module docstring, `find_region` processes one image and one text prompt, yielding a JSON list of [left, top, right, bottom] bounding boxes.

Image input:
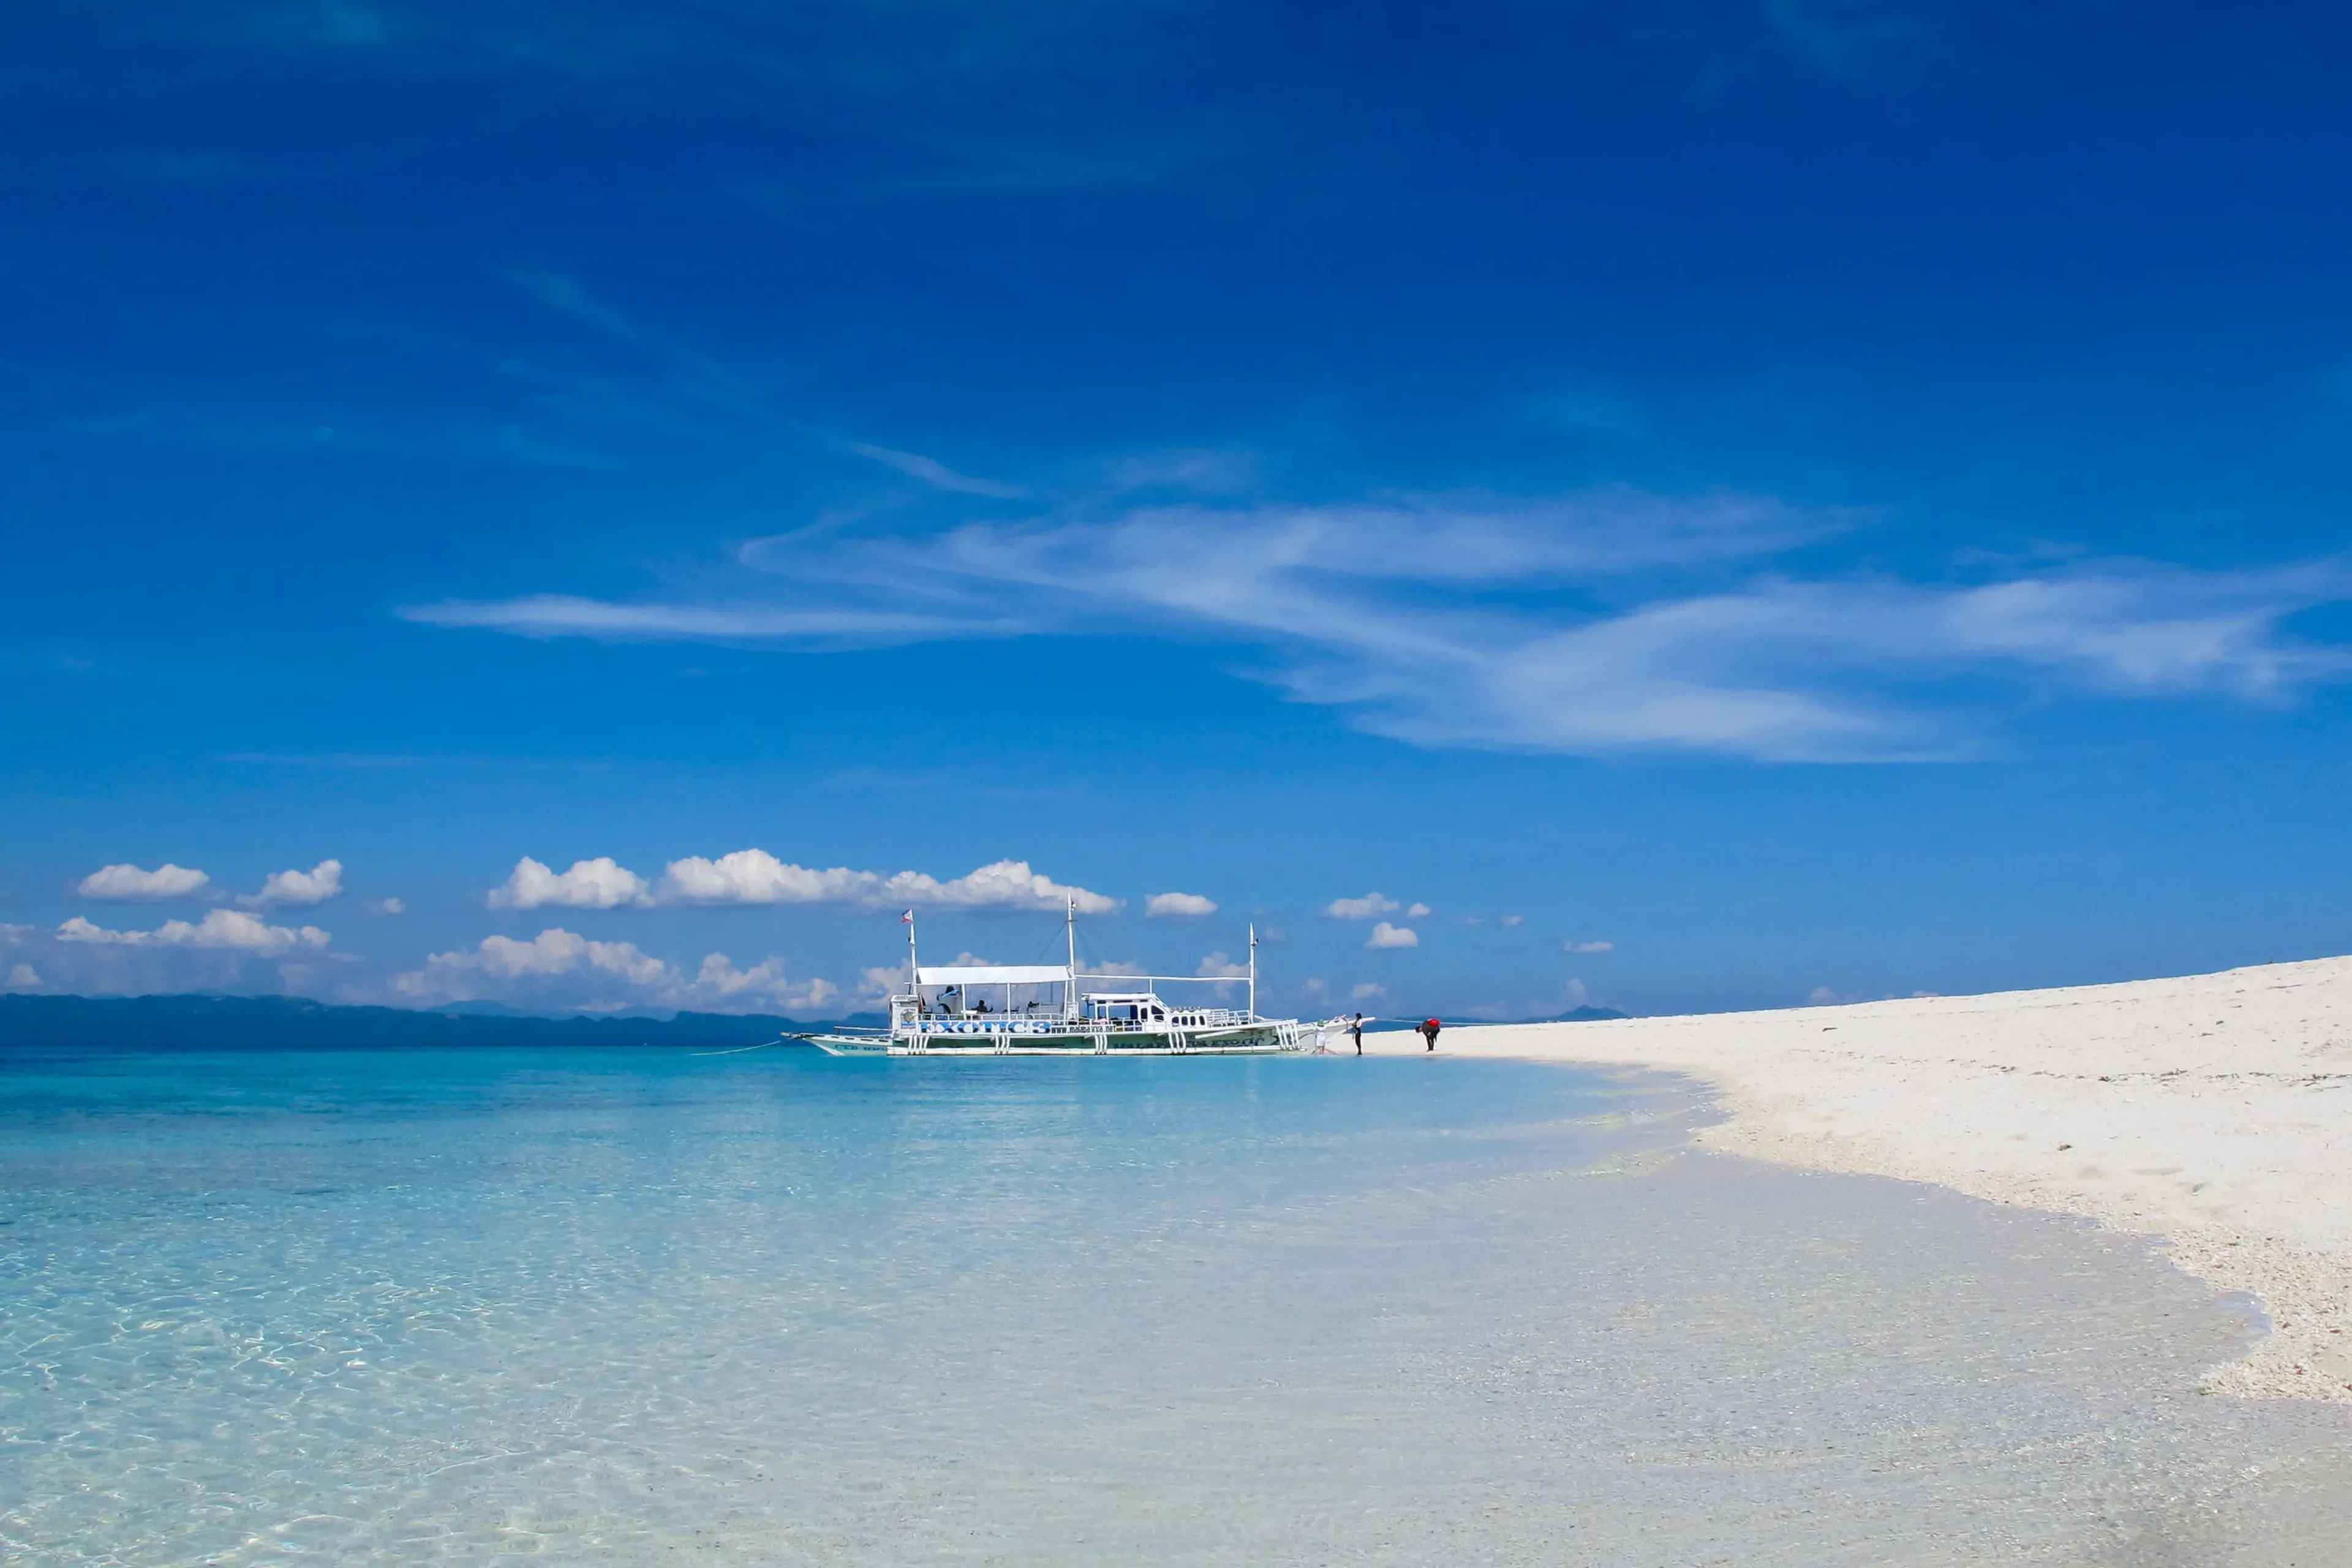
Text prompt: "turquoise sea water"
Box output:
[[3, 1046, 2349, 1564]]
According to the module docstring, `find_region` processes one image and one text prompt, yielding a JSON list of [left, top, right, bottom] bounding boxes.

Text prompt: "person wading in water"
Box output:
[[1419, 1017, 1441, 1051]]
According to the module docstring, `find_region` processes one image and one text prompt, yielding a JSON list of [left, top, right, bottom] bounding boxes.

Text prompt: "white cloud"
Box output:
[[1406, 901, 1432, 918], [1324, 891, 1399, 920], [1351, 982, 1387, 1001], [488, 856, 654, 910], [241, 859, 344, 908], [656, 849, 1117, 913], [875, 858, 1121, 914], [858, 965, 906, 998], [1565, 940, 1615, 953], [1145, 891, 1218, 918], [1196, 951, 1248, 978], [393, 927, 837, 1014], [657, 850, 885, 905], [1084, 958, 1148, 976], [1365, 922, 1419, 949], [6, 963, 42, 990], [57, 909, 330, 956], [450, 928, 666, 982], [1500, 914, 1525, 927], [848, 440, 1028, 499], [369, 897, 406, 916], [407, 483, 2352, 761], [1301, 976, 1329, 997], [1808, 985, 1853, 1006], [77, 862, 210, 900], [690, 954, 840, 1011]]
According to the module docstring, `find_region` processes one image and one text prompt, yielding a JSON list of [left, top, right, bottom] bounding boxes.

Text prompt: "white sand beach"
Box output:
[[1375, 956, 2352, 1401]]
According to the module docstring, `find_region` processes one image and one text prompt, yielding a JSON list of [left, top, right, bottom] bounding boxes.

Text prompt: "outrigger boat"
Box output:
[[799, 902, 1307, 1057]]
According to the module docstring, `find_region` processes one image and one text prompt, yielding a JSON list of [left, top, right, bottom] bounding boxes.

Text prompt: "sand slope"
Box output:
[[1414, 956, 2352, 1401]]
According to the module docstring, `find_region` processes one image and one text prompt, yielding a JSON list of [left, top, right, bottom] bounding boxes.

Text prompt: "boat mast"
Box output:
[[1248, 922, 1257, 1021], [905, 910, 919, 1003], [1065, 896, 1079, 1021]]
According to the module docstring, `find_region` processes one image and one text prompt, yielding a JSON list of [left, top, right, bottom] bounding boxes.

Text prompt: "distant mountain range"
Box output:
[[0, 993, 878, 1049]]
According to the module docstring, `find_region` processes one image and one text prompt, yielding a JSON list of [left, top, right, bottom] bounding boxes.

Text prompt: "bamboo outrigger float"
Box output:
[[799, 901, 1306, 1057]]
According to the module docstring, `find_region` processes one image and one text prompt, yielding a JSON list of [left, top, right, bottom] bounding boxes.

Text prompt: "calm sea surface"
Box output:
[[2, 1046, 2348, 1564]]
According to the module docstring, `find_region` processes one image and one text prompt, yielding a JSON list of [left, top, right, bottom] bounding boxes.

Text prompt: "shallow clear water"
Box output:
[[3, 1046, 2348, 1565]]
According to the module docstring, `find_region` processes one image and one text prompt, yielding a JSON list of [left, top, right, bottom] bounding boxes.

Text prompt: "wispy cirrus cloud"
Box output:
[[1764, 0, 1921, 77], [848, 442, 1028, 499], [399, 472, 2352, 761]]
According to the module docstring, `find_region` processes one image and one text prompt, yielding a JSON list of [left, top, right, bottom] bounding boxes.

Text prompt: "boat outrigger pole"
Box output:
[[905, 908, 919, 1000], [1248, 922, 1257, 1022]]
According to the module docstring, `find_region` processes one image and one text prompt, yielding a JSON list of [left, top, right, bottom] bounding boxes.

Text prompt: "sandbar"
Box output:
[[1360, 955, 2352, 1401]]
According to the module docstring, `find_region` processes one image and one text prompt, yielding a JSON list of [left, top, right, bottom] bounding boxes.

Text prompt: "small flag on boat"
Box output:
[[900, 908, 914, 923]]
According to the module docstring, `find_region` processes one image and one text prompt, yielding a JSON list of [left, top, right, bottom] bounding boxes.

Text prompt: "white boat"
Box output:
[[800, 902, 1306, 1057]]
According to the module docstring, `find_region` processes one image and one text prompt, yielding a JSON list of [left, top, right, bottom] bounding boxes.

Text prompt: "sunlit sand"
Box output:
[[1428, 955, 2352, 1400]]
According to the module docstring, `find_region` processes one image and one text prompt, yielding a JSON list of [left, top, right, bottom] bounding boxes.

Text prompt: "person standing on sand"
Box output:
[[1419, 1017, 1441, 1051], [1349, 1012, 1365, 1054]]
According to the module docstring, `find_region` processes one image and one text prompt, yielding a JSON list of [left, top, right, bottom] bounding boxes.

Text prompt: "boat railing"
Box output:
[[892, 1011, 1253, 1035]]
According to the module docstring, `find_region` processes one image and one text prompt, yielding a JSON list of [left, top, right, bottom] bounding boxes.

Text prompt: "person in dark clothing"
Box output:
[[1419, 1017, 1441, 1051], [1349, 1012, 1365, 1054]]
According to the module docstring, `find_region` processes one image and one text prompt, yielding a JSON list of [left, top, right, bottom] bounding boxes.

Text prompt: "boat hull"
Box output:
[[805, 1021, 1302, 1057]]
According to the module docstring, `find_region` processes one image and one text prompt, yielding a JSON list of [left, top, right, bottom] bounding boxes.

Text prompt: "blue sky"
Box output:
[[6, 0, 2352, 1019]]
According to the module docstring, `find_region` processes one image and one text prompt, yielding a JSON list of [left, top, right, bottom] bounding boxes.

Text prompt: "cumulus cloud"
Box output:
[[655, 849, 1118, 913], [693, 954, 840, 1010], [1365, 922, 1419, 949], [1500, 914, 1525, 927], [1195, 951, 1248, 978], [5, 963, 39, 990], [57, 909, 330, 955], [1565, 940, 1615, 953], [369, 897, 406, 915], [77, 862, 210, 900], [858, 965, 906, 998], [1145, 891, 1218, 918], [488, 856, 654, 910], [1351, 982, 1387, 1001], [1324, 892, 1399, 920], [406, 481, 2352, 761], [394, 928, 839, 1014], [241, 859, 344, 908], [1406, 901, 1432, 918]]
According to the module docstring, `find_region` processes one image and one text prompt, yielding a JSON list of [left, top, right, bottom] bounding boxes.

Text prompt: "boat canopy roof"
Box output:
[[916, 964, 1071, 986]]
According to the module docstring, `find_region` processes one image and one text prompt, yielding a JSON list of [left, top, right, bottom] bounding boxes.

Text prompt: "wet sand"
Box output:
[[1388, 954, 2352, 1401]]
